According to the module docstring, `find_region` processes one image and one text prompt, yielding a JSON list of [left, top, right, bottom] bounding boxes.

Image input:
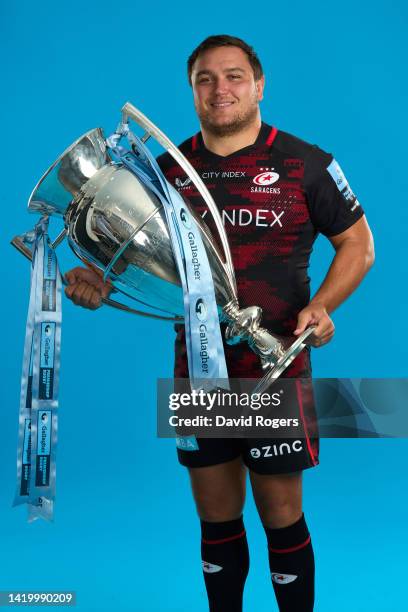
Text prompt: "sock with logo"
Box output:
[[264, 513, 315, 612], [201, 516, 249, 612]]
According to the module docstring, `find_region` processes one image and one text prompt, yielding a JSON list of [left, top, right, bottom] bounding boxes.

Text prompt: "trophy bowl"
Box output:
[[28, 127, 234, 318]]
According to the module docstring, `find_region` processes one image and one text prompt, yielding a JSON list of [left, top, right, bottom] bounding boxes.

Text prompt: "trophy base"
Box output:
[[253, 327, 315, 394]]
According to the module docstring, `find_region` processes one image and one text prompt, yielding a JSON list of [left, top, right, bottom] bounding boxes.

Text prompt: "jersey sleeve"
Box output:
[[304, 146, 364, 237]]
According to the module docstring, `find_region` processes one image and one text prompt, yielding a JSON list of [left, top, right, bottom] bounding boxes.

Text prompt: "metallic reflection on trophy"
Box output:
[[18, 103, 314, 390]]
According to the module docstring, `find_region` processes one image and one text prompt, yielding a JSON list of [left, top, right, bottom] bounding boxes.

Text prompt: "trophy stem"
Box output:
[[222, 301, 316, 387], [222, 301, 285, 361]]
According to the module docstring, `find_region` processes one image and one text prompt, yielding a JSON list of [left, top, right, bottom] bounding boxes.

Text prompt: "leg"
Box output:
[[249, 470, 302, 528], [188, 457, 249, 612], [242, 369, 319, 611], [250, 470, 315, 611], [188, 455, 246, 521]]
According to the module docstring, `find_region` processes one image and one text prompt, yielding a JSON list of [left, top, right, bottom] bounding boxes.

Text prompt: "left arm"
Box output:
[[294, 215, 375, 346]]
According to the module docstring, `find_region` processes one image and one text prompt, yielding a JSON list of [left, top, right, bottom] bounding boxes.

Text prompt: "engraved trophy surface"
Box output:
[[19, 103, 314, 391]]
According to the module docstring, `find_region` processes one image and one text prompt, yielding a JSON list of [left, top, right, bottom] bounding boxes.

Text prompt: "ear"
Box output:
[[256, 75, 265, 102]]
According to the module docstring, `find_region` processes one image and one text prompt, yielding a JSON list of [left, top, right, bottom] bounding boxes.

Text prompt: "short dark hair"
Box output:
[[187, 34, 263, 85]]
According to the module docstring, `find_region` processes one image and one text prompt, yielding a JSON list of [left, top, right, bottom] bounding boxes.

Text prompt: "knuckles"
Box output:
[[64, 282, 103, 309]]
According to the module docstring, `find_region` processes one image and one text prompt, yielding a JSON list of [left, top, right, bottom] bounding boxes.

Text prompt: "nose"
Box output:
[[213, 77, 229, 96]]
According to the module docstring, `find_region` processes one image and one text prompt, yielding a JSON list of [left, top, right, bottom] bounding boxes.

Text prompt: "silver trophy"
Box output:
[[13, 102, 314, 392]]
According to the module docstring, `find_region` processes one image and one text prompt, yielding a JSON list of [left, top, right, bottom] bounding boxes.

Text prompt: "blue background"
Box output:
[[1, 0, 407, 610]]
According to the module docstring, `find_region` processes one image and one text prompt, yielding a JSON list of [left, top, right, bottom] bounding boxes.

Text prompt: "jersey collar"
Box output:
[[191, 122, 277, 158]]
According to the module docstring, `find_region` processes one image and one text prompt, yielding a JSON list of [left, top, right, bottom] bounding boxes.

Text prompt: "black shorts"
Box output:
[[176, 435, 319, 474], [174, 378, 319, 474], [173, 331, 319, 475], [175, 379, 319, 474]]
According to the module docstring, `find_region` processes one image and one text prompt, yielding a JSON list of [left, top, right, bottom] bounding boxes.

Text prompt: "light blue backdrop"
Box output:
[[1, 1, 407, 610]]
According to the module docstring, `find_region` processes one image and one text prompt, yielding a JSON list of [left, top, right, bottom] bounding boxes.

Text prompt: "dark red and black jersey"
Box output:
[[157, 122, 364, 378]]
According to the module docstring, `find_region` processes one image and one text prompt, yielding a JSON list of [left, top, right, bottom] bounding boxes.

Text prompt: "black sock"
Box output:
[[201, 516, 249, 612], [264, 513, 315, 612]]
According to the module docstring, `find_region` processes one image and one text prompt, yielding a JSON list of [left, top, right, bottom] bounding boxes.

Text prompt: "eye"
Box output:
[[197, 76, 211, 84], [229, 74, 241, 80]]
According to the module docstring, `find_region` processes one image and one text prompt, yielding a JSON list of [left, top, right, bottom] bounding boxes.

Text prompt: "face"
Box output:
[[191, 46, 265, 137]]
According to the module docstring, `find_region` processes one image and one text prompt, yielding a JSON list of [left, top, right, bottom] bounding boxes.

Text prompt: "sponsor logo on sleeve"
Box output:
[[327, 159, 360, 211]]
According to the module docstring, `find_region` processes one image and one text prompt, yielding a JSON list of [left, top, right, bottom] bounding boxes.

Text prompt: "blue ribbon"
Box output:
[[107, 127, 229, 391], [14, 217, 62, 522]]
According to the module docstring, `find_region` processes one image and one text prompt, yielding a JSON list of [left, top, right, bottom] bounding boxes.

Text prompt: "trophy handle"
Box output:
[[121, 102, 238, 298], [11, 234, 183, 322]]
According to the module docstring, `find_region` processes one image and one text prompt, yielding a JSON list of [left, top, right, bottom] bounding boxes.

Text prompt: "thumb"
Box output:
[[294, 310, 312, 335], [100, 282, 113, 299]]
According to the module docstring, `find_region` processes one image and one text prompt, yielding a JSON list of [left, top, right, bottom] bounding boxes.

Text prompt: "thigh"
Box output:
[[188, 456, 247, 522], [249, 470, 303, 528]]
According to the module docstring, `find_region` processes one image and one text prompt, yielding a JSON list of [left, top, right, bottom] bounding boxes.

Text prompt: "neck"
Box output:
[[201, 115, 262, 157]]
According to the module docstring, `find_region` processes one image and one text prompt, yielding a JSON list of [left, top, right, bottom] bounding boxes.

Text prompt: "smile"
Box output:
[[210, 102, 235, 108]]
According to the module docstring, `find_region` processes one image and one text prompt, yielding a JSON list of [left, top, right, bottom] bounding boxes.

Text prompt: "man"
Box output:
[[65, 35, 374, 611]]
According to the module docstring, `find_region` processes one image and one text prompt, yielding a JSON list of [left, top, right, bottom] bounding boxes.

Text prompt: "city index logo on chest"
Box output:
[[176, 171, 247, 186], [202, 171, 246, 179], [201, 207, 284, 228]]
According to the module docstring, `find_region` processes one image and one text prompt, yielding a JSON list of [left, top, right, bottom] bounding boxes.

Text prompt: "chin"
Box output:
[[200, 104, 258, 136], [211, 117, 237, 128], [206, 113, 241, 130]]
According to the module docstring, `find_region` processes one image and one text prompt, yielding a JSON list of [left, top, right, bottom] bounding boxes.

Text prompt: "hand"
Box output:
[[293, 302, 335, 347], [64, 266, 112, 310]]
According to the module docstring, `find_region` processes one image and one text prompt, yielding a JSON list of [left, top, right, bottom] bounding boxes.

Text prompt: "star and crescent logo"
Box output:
[[253, 170, 280, 186]]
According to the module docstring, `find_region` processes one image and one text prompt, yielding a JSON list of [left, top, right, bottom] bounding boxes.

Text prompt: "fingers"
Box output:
[[79, 283, 103, 309], [64, 281, 103, 310], [306, 330, 334, 347], [100, 281, 113, 299], [64, 266, 106, 288], [306, 319, 335, 347], [64, 283, 76, 299], [293, 311, 314, 336], [64, 266, 112, 310], [64, 267, 81, 286], [294, 303, 335, 347]]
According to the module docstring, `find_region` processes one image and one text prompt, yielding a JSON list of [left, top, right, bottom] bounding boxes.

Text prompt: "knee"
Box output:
[[258, 496, 302, 529], [195, 492, 244, 522]]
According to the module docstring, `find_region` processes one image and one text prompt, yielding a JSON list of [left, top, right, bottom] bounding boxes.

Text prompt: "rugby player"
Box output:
[[65, 35, 374, 611]]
